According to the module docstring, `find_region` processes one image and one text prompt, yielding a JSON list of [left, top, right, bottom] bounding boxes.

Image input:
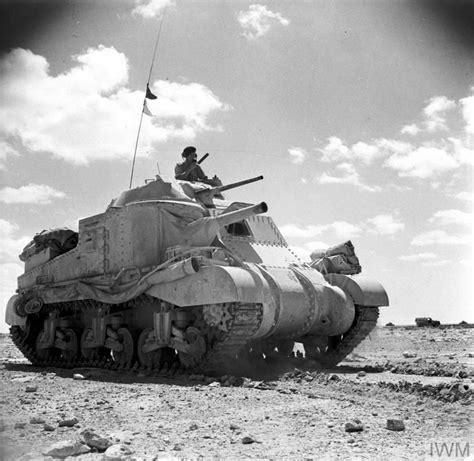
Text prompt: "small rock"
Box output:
[[208, 381, 221, 387], [14, 422, 26, 429], [242, 436, 257, 444], [12, 376, 32, 383], [25, 385, 37, 393], [402, 352, 416, 359], [189, 423, 198, 431], [457, 383, 470, 394], [457, 370, 468, 379], [0, 421, 6, 432], [81, 429, 113, 451], [327, 423, 334, 428], [58, 417, 79, 427], [347, 438, 355, 444], [102, 444, 132, 460], [357, 371, 366, 377], [328, 374, 340, 381], [386, 419, 405, 431], [73, 373, 85, 380], [42, 440, 90, 458], [229, 423, 240, 431], [30, 416, 46, 424], [344, 419, 364, 433], [43, 423, 55, 432]]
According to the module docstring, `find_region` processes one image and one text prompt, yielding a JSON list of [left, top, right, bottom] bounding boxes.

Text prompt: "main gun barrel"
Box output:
[[195, 175, 264, 196], [219, 175, 264, 193], [216, 202, 268, 227]]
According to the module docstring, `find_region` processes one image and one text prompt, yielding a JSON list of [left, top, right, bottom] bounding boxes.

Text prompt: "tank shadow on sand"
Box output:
[[3, 356, 383, 386]]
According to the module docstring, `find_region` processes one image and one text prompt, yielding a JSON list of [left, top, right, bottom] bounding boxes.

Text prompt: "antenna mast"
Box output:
[[129, 7, 168, 189]]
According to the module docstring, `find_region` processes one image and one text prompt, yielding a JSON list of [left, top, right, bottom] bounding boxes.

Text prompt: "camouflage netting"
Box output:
[[309, 240, 361, 275]]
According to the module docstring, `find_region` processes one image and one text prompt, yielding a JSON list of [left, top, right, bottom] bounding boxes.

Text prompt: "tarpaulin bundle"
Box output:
[[20, 228, 78, 261], [310, 240, 361, 275]]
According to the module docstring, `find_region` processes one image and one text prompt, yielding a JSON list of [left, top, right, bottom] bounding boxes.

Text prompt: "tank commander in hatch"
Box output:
[[174, 146, 222, 186]]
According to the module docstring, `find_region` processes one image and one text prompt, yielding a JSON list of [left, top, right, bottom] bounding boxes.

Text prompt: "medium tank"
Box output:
[[5, 174, 388, 373]]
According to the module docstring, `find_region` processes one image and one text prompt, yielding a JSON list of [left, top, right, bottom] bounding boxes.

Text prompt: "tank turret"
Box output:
[[5, 173, 388, 373]]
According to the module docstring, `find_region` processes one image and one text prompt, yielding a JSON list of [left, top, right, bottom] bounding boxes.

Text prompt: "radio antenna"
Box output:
[[129, 6, 168, 189]]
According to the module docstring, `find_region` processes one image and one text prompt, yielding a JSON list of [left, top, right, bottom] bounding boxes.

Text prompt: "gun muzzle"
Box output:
[[216, 202, 268, 227]]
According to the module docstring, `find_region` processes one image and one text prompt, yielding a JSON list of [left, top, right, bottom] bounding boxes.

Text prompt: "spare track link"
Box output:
[[9, 300, 263, 376], [320, 305, 379, 367]]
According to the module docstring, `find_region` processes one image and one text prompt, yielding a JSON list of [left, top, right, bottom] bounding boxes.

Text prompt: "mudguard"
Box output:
[[146, 265, 265, 306], [323, 273, 389, 307], [5, 295, 26, 327]]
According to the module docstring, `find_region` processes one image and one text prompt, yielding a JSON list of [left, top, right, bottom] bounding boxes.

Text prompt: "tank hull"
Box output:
[[6, 176, 389, 373]]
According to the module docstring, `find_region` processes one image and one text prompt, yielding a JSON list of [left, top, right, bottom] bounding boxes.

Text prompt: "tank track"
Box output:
[[200, 303, 263, 374], [9, 304, 376, 374], [318, 305, 379, 367], [9, 300, 263, 376]]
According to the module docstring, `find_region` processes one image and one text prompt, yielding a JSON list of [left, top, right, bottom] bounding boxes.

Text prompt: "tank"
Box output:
[[5, 174, 389, 373]]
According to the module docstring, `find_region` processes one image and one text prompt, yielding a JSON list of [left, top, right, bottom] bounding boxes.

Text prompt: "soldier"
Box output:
[[175, 146, 221, 186]]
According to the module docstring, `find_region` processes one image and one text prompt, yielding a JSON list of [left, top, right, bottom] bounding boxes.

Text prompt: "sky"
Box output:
[[0, 0, 473, 332]]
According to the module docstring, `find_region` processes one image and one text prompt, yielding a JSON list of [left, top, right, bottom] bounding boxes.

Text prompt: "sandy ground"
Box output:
[[0, 326, 473, 460]]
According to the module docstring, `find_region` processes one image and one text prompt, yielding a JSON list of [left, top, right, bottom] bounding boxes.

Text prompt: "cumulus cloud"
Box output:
[[0, 47, 230, 165], [0, 183, 66, 205], [453, 191, 473, 202], [401, 124, 420, 136], [429, 209, 472, 227], [398, 252, 437, 262], [421, 259, 451, 267], [330, 221, 362, 239], [280, 221, 362, 241], [132, 0, 173, 18], [318, 162, 380, 192], [422, 96, 456, 132], [448, 137, 474, 166], [317, 137, 411, 165], [237, 4, 289, 40], [289, 240, 329, 262], [460, 88, 474, 134], [0, 219, 30, 263], [288, 147, 307, 164], [0, 141, 19, 168], [411, 230, 470, 246], [366, 214, 405, 235], [384, 146, 458, 179], [279, 223, 325, 239]]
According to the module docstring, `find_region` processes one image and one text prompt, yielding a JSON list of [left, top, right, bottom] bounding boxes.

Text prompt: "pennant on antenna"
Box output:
[[146, 84, 157, 100], [143, 100, 154, 116]]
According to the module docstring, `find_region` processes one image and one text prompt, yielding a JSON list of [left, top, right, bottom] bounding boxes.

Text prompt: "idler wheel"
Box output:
[[80, 328, 104, 360], [137, 328, 162, 369], [178, 327, 206, 369], [36, 329, 57, 361], [61, 328, 78, 362], [112, 327, 134, 367]]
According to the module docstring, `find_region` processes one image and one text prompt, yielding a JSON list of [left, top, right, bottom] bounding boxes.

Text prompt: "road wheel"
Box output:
[[178, 327, 206, 369], [61, 328, 78, 362], [137, 328, 162, 369], [111, 327, 134, 367]]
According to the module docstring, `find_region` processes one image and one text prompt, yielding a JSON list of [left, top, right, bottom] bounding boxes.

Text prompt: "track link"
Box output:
[[199, 303, 263, 374], [319, 306, 379, 367]]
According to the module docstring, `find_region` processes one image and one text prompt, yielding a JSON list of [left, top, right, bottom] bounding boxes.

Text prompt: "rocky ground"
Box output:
[[0, 325, 473, 460]]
